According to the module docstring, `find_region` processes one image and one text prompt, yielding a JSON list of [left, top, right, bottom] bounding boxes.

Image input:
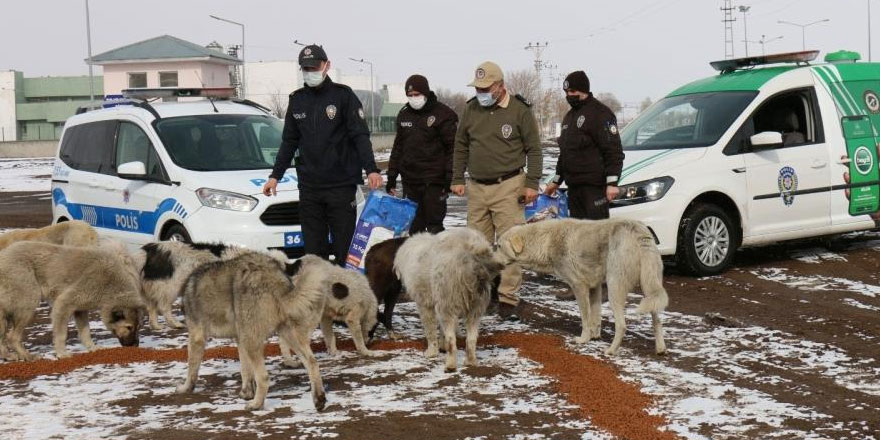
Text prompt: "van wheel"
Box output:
[[162, 224, 191, 243], [676, 204, 738, 276]]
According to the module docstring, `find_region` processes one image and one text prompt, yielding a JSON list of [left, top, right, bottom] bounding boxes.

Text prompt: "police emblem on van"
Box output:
[[854, 145, 874, 175], [427, 116, 436, 127], [326, 105, 337, 120], [778, 166, 799, 206], [501, 124, 513, 139], [864, 90, 880, 114]]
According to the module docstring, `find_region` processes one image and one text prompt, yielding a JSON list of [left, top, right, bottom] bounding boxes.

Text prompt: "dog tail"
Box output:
[[634, 225, 669, 315]]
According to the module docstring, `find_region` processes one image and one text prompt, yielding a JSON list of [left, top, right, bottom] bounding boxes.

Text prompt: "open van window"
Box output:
[[621, 91, 757, 151], [154, 114, 283, 171]]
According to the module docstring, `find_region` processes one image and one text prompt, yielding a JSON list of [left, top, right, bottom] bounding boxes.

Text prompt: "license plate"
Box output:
[[283, 231, 304, 248]]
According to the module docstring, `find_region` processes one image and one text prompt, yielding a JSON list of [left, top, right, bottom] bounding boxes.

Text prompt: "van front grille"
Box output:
[[260, 202, 300, 226]]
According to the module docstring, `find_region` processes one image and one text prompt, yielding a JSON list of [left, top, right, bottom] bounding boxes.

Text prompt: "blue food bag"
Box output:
[[345, 191, 418, 272], [524, 192, 569, 223]]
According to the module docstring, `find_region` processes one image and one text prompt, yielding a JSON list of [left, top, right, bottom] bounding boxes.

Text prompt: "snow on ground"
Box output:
[[0, 158, 53, 192], [753, 267, 880, 299]]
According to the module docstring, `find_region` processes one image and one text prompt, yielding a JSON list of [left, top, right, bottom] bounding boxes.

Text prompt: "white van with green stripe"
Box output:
[[612, 50, 880, 275]]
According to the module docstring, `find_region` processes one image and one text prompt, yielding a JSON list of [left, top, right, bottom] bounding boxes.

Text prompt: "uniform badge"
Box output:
[[605, 121, 618, 135], [577, 115, 585, 128], [358, 108, 365, 119], [326, 105, 337, 120], [777, 166, 798, 206], [865, 90, 880, 114], [304, 48, 312, 56], [407, 84, 413, 92], [475, 68, 486, 79], [501, 124, 513, 139], [427, 116, 436, 127]]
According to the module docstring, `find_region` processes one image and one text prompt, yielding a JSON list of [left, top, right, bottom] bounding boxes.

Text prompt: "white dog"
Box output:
[[497, 218, 668, 356], [394, 228, 504, 372]]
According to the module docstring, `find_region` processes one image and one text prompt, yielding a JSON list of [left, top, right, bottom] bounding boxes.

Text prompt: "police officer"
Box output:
[[263, 44, 382, 265], [451, 61, 542, 321], [386, 74, 458, 234], [545, 70, 624, 219]]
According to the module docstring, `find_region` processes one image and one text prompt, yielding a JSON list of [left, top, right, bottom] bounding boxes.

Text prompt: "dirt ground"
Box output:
[[1, 188, 879, 439]]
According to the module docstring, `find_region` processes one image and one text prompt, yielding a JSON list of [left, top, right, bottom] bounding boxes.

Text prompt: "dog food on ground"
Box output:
[[0, 333, 676, 439]]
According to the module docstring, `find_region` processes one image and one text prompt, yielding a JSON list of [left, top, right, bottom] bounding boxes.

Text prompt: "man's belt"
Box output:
[[472, 169, 522, 185]]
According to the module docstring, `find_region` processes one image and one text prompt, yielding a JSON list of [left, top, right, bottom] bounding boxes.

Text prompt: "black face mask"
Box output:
[[566, 95, 585, 107]]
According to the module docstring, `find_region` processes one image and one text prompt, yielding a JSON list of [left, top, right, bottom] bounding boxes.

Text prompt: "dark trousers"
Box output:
[[568, 184, 609, 220], [403, 183, 448, 234], [299, 185, 356, 267]]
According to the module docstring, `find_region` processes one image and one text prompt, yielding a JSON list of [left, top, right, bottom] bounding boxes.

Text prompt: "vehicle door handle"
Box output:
[[732, 167, 746, 173], [811, 159, 827, 169]]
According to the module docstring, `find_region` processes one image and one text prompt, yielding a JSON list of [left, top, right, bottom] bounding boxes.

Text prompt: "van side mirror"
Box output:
[[117, 161, 147, 180], [749, 131, 783, 150]]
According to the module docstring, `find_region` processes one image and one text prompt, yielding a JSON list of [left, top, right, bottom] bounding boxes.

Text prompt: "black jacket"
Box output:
[[270, 77, 379, 189], [387, 93, 458, 186], [554, 94, 625, 187]]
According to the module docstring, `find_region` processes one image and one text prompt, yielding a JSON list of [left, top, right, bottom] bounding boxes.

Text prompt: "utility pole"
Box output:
[[870, 0, 873, 61], [721, 0, 737, 59], [349, 58, 375, 132], [744, 34, 784, 56], [778, 19, 830, 51], [84, 0, 95, 102], [739, 5, 751, 57], [525, 42, 549, 137], [210, 15, 246, 98]]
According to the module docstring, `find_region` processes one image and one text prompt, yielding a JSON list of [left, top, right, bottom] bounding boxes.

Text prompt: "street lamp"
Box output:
[[739, 5, 751, 56], [349, 57, 375, 132], [778, 19, 830, 51], [84, 0, 95, 103], [744, 35, 784, 56], [209, 14, 246, 98]]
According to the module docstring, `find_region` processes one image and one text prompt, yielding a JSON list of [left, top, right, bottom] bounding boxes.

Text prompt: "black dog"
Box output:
[[364, 237, 408, 339]]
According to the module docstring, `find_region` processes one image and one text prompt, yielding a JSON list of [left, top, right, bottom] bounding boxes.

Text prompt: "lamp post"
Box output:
[[349, 57, 375, 132], [210, 14, 246, 98], [84, 0, 95, 103], [778, 19, 830, 51], [739, 6, 751, 56]]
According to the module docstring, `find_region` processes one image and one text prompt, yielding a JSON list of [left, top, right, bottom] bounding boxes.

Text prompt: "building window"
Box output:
[[128, 72, 147, 88], [159, 71, 178, 88]]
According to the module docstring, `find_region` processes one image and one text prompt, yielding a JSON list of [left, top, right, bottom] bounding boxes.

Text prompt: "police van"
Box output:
[[611, 50, 880, 275], [51, 88, 330, 259]]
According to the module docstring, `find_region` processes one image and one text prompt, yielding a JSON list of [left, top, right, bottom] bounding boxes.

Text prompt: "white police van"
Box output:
[[51, 88, 321, 258], [611, 50, 880, 275]]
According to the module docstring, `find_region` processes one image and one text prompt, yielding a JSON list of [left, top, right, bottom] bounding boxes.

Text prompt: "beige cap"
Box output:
[[468, 61, 503, 88]]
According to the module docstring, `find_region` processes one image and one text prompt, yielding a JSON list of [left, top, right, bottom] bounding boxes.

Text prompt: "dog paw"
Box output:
[[464, 358, 478, 367], [170, 321, 186, 329], [282, 358, 303, 369], [604, 346, 619, 356], [590, 328, 602, 339], [444, 364, 458, 373], [239, 388, 255, 400], [424, 347, 439, 358], [314, 392, 327, 412], [55, 350, 72, 359], [655, 344, 667, 356], [573, 336, 589, 344], [388, 331, 401, 341], [175, 383, 193, 394], [244, 400, 264, 411], [362, 350, 381, 358]]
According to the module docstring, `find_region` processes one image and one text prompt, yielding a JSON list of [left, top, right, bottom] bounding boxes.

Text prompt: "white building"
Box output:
[[243, 60, 373, 114], [0, 71, 17, 141]]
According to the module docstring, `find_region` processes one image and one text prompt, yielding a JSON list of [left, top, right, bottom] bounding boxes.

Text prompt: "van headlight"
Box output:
[[611, 177, 674, 207], [196, 188, 258, 212]]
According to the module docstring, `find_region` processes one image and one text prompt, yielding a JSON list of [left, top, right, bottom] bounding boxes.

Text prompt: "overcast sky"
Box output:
[[2, 0, 874, 105]]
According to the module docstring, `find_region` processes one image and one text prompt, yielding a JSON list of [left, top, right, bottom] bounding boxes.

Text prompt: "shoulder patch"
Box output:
[[514, 94, 532, 107]]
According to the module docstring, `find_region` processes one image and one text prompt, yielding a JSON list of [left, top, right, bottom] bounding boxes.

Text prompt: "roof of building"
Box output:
[[90, 35, 241, 65]]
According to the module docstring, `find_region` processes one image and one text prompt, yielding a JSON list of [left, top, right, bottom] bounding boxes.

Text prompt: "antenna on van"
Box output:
[[208, 97, 219, 113]]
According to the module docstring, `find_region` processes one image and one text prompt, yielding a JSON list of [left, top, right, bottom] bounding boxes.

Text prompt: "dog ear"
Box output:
[[510, 234, 524, 255], [285, 260, 303, 277]]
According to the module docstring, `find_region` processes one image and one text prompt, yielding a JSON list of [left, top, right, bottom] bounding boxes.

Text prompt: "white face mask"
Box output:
[[408, 95, 427, 110], [303, 70, 325, 87]]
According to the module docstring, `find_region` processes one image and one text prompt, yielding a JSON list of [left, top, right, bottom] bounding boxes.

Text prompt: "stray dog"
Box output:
[[176, 251, 327, 411], [0, 220, 97, 251], [394, 229, 504, 372], [0, 241, 143, 360], [363, 237, 408, 340], [496, 218, 668, 355], [280, 255, 379, 366]]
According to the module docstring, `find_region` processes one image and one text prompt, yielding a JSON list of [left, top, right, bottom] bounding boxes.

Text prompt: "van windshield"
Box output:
[[154, 114, 283, 171], [621, 91, 757, 151]]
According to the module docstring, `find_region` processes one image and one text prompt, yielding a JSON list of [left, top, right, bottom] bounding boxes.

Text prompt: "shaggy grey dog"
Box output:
[[496, 218, 668, 356], [0, 240, 143, 360], [0, 220, 97, 251], [176, 251, 328, 411], [394, 228, 504, 372], [280, 255, 379, 366]]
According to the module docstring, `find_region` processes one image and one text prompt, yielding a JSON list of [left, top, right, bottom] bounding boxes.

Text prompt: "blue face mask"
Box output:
[[476, 92, 496, 107]]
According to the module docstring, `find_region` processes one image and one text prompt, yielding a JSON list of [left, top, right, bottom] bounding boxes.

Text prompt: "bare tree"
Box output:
[[640, 97, 653, 113], [435, 87, 469, 116], [504, 69, 541, 102], [595, 92, 623, 114], [267, 89, 287, 118]]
